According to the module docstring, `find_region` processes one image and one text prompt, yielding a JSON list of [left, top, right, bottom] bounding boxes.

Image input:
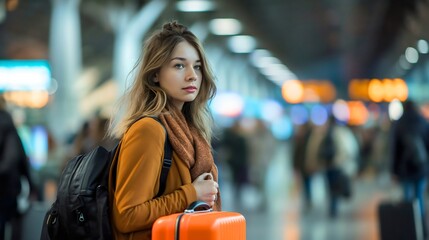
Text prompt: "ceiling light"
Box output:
[[388, 99, 403, 121], [250, 49, 272, 67], [209, 18, 242, 35], [227, 35, 257, 53], [405, 47, 419, 64], [176, 0, 216, 12], [257, 56, 280, 69], [261, 63, 290, 77], [417, 39, 428, 54]]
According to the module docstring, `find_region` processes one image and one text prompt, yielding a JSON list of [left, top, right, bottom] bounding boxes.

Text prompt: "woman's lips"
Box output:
[[183, 86, 197, 93]]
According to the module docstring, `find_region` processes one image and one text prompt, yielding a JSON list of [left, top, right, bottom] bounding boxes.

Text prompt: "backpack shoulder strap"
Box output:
[[151, 117, 172, 198]]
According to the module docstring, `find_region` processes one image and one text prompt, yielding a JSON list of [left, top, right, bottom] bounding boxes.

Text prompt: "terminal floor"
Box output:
[[219, 143, 405, 240], [222, 177, 389, 240]]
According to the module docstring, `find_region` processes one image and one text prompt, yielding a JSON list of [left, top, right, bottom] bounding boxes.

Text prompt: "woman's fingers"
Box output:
[[203, 172, 213, 180], [197, 172, 212, 181], [193, 172, 219, 206], [201, 194, 216, 207]]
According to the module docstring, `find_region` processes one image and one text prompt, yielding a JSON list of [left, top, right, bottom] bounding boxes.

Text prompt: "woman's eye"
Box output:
[[194, 65, 202, 71], [175, 64, 184, 69]]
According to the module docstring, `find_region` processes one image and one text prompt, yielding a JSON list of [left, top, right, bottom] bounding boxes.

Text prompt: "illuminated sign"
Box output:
[[0, 60, 52, 92], [281, 80, 336, 104], [348, 78, 408, 102]]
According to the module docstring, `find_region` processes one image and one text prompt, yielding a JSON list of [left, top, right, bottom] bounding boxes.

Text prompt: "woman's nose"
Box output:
[[186, 68, 197, 81]]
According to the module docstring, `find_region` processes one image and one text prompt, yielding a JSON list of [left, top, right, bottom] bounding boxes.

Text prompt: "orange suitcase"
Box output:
[[152, 201, 246, 240]]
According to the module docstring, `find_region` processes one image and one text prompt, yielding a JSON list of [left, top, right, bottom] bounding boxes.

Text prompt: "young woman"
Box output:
[[107, 21, 221, 239]]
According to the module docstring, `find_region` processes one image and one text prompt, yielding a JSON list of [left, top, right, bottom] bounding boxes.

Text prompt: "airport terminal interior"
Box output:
[[1, 0, 429, 239]]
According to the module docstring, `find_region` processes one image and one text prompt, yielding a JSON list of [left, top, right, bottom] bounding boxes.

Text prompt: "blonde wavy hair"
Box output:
[[108, 21, 217, 143]]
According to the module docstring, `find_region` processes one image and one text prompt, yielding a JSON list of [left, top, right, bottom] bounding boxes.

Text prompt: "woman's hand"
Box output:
[[192, 172, 218, 207]]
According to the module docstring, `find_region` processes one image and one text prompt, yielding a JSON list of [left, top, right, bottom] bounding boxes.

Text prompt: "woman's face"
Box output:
[[156, 41, 202, 110]]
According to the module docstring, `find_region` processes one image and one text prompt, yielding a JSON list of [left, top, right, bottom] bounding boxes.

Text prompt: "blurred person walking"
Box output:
[[66, 115, 118, 169], [316, 115, 358, 218], [89, 116, 118, 151], [0, 95, 35, 240], [107, 21, 220, 240], [292, 121, 315, 211], [71, 120, 91, 156], [221, 119, 249, 209], [246, 119, 276, 211], [37, 128, 65, 204], [390, 99, 429, 237]]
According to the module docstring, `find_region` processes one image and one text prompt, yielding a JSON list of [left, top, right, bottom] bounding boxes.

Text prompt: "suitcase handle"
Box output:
[[184, 201, 213, 213], [175, 201, 213, 240]]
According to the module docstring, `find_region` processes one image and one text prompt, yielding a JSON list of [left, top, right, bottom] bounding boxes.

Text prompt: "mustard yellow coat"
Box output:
[[109, 117, 198, 240]]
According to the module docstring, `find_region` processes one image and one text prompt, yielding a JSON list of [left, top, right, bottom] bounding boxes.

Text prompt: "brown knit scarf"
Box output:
[[158, 109, 221, 209]]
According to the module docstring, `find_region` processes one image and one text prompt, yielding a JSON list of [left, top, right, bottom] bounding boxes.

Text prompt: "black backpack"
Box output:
[[40, 118, 172, 240]]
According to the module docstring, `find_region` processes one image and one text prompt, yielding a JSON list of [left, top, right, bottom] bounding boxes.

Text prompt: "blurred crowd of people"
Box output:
[[292, 114, 360, 218], [290, 99, 429, 236], [215, 118, 277, 211], [1, 97, 429, 239]]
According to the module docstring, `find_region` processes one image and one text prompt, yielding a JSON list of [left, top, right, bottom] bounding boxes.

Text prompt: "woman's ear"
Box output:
[[154, 73, 159, 83]]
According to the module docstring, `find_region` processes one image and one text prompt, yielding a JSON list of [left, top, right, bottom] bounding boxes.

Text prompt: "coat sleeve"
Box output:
[[111, 118, 196, 234]]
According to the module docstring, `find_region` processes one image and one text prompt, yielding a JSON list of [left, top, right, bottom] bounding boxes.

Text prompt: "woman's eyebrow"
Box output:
[[170, 57, 201, 63]]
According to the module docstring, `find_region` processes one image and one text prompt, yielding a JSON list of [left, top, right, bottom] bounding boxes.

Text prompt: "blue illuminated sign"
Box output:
[[0, 60, 52, 92]]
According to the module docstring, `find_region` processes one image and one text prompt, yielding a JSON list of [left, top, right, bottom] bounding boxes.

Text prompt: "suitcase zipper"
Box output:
[[175, 213, 185, 240]]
